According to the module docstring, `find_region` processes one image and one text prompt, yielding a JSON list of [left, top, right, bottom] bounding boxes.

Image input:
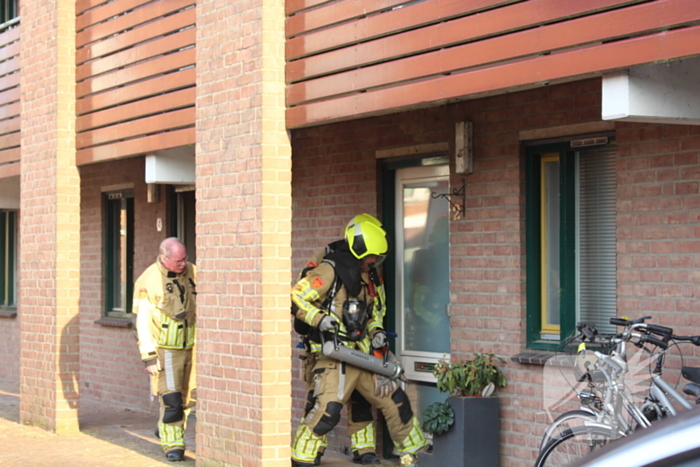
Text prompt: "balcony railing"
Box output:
[[75, 0, 196, 166], [285, 0, 700, 128], [0, 16, 20, 179]]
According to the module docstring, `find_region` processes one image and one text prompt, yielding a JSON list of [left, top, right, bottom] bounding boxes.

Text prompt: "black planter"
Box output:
[[418, 396, 500, 467]]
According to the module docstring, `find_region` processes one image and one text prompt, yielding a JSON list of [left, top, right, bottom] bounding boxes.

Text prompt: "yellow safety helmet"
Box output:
[[345, 219, 389, 260], [346, 213, 382, 231]]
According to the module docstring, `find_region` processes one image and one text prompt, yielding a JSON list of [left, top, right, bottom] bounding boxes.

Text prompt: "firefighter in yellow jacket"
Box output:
[[296, 214, 386, 465], [133, 237, 196, 462], [291, 220, 428, 467]]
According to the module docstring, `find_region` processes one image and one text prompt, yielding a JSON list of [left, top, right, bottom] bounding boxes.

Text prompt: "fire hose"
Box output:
[[321, 324, 403, 380]]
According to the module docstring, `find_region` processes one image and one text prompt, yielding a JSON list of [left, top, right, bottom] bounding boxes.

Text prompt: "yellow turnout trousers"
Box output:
[[302, 352, 377, 456], [292, 356, 427, 464], [154, 347, 196, 453]]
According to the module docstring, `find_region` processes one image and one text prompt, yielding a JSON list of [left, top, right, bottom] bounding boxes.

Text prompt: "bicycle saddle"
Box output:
[[682, 382, 700, 400], [681, 366, 700, 384]]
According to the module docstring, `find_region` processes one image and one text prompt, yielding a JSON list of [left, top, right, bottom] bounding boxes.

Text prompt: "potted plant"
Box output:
[[418, 353, 507, 467], [422, 399, 455, 436]]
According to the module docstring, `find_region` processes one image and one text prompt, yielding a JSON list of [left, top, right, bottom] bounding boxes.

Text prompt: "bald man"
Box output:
[[133, 237, 197, 462]]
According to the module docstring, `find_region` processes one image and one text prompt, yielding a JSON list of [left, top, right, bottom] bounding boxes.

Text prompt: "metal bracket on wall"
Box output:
[[432, 182, 465, 221]]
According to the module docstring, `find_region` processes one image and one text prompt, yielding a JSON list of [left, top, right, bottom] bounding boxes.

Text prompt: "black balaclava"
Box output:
[[324, 241, 363, 297], [325, 239, 345, 254]]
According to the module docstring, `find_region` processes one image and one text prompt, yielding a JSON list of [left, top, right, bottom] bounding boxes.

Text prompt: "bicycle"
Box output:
[[535, 316, 700, 467], [625, 319, 700, 421]]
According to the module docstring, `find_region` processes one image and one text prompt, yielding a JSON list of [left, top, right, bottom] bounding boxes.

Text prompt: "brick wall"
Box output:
[[18, 0, 80, 434], [290, 79, 611, 465], [0, 316, 19, 383], [196, 0, 291, 465], [79, 156, 167, 411], [616, 123, 700, 357], [617, 123, 700, 324]]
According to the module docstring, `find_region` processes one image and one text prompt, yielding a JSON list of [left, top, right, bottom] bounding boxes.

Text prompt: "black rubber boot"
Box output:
[[291, 461, 314, 467], [165, 448, 185, 462], [314, 451, 323, 466], [352, 451, 382, 465]]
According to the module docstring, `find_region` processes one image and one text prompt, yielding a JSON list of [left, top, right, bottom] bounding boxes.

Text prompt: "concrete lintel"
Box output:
[[519, 121, 615, 142], [602, 58, 700, 125], [145, 145, 195, 184], [375, 142, 449, 159]]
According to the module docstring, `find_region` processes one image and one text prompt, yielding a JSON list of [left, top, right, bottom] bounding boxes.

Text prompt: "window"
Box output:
[[170, 187, 196, 263], [0, 209, 17, 309], [526, 139, 617, 350], [104, 190, 134, 317], [0, 0, 18, 24]]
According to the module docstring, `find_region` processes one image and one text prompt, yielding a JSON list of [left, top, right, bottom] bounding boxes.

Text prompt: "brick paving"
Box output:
[[0, 379, 395, 466]]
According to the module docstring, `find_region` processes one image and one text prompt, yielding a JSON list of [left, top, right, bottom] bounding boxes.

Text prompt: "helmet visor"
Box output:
[[366, 254, 386, 269]]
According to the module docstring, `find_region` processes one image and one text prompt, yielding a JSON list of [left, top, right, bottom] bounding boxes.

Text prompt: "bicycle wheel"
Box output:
[[539, 410, 598, 450], [535, 424, 615, 467]]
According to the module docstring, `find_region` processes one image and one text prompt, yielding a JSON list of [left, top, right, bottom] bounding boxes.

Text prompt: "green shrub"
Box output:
[[422, 400, 455, 435], [433, 352, 507, 397]]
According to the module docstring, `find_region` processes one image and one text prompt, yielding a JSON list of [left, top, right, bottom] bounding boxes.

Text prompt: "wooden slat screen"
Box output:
[[285, 0, 700, 128], [76, 0, 196, 165], [0, 21, 19, 179]]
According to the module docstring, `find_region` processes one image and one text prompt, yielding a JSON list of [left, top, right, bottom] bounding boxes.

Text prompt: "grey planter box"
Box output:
[[417, 396, 500, 467]]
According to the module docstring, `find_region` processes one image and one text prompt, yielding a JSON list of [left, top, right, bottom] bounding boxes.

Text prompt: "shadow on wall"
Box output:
[[60, 314, 80, 410], [0, 378, 19, 423]]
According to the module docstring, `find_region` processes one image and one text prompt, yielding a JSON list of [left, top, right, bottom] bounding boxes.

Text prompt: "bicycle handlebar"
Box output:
[[671, 334, 700, 346], [576, 322, 598, 341], [583, 316, 700, 348], [610, 316, 652, 327], [647, 324, 673, 336], [575, 319, 670, 350], [641, 334, 669, 350]]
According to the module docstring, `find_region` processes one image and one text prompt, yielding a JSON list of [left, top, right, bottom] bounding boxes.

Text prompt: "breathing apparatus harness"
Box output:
[[294, 257, 373, 350], [293, 254, 401, 379], [293, 236, 380, 347]]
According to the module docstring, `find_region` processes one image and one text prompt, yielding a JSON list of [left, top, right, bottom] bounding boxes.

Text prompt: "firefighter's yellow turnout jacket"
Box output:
[[292, 259, 384, 354], [133, 259, 197, 365]]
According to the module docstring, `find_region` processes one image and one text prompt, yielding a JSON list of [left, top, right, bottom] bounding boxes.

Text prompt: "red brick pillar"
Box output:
[[196, 1, 292, 465], [18, 0, 80, 433]]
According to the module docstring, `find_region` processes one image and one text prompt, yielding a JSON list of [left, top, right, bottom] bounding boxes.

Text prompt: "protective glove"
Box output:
[[318, 313, 339, 332], [372, 331, 387, 349], [144, 358, 161, 376], [374, 373, 398, 398]]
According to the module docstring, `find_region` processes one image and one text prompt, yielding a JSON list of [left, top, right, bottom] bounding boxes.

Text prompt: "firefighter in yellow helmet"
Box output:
[[133, 237, 196, 462], [291, 218, 428, 467], [295, 214, 386, 465]]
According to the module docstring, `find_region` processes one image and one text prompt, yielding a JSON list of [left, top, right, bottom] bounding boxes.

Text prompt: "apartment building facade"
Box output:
[[1, 0, 699, 465]]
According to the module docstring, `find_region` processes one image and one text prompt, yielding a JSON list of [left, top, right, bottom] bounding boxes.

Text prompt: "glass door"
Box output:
[[395, 165, 451, 383]]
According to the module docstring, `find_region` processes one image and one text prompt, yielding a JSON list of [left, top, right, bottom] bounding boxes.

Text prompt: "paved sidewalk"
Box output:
[[0, 380, 393, 466]]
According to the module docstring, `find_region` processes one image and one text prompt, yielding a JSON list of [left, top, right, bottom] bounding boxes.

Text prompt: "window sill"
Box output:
[[0, 309, 17, 319], [94, 317, 132, 328], [510, 350, 559, 366]]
